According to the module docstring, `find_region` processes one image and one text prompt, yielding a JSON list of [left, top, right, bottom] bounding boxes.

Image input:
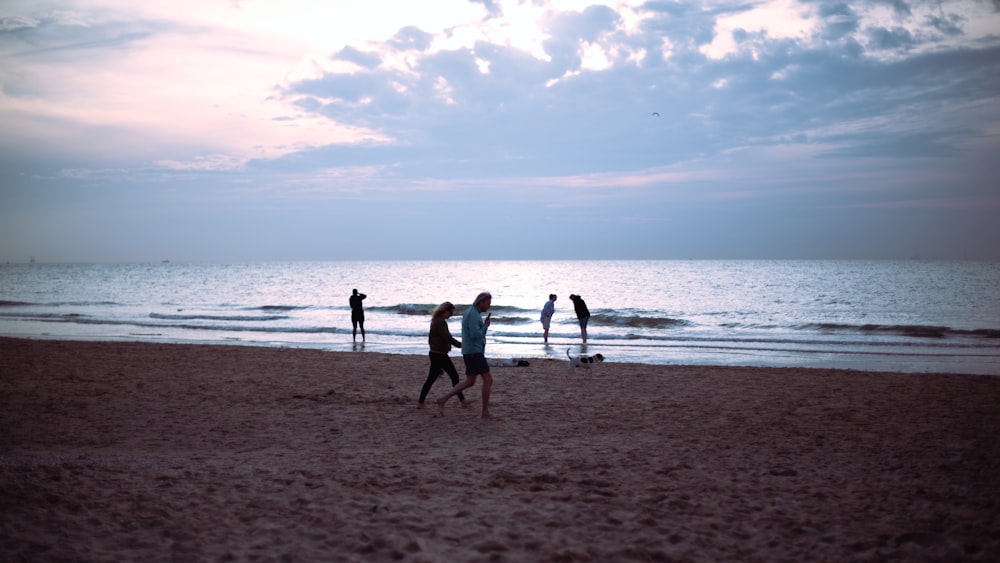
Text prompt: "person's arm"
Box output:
[[444, 324, 461, 348], [469, 311, 488, 339]]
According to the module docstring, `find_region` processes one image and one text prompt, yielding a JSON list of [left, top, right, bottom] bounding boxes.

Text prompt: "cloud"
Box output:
[[334, 46, 383, 70], [0, 15, 40, 32]]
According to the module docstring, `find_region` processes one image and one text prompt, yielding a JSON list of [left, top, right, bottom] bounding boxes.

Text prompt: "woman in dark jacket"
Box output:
[[418, 302, 468, 408]]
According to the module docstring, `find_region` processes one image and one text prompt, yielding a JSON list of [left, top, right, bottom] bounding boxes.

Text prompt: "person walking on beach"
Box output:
[[540, 294, 557, 343], [418, 302, 470, 408], [349, 289, 367, 342], [569, 294, 590, 343], [437, 292, 494, 419]]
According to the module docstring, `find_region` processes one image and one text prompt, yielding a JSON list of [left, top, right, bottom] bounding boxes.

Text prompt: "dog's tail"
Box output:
[[566, 348, 572, 360]]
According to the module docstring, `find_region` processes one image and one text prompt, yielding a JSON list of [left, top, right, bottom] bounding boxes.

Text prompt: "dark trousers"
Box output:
[[419, 352, 465, 403]]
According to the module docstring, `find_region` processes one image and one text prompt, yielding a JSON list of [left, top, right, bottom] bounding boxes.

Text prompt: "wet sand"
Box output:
[[1, 337, 998, 561]]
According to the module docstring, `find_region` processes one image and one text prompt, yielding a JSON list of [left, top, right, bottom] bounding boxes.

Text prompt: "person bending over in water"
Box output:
[[569, 294, 590, 343], [540, 293, 557, 343]]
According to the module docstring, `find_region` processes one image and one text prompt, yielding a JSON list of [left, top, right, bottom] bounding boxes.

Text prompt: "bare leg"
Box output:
[[543, 327, 549, 343], [359, 321, 365, 341], [437, 375, 477, 416], [480, 372, 493, 418]]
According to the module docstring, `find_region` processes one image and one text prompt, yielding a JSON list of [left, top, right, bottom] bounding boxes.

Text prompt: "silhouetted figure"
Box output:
[[350, 289, 366, 342], [569, 294, 590, 343]]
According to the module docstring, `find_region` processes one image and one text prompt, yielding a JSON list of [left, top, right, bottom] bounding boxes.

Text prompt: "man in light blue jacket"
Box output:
[[437, 291, 493, 418]]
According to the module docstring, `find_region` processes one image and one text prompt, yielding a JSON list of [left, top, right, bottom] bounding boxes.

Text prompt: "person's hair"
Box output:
[[473, 291, 492, 308], [432, 302, 455, 319], [549, 294, 557, 300]]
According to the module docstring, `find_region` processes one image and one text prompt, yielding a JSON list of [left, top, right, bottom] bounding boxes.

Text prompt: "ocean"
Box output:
[[1, 260, 998, 375]]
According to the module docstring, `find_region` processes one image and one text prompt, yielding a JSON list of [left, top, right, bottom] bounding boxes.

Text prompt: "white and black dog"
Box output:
[[566, 348, 604, 375]]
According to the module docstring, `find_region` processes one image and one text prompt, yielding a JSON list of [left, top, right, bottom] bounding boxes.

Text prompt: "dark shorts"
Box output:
[[578, 315, 590, 329], [463, 353, 490, 376]]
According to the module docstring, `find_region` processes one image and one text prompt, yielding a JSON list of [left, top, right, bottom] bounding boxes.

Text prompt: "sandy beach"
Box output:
[[1, 337, 998, 562]]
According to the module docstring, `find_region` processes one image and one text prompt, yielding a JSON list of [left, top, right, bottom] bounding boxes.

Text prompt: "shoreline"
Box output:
[[3, 333, 996, 376], [2, 337, 999, 561]]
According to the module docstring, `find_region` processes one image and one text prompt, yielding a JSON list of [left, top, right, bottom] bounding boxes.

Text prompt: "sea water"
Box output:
[[1, 260, 998, 375]]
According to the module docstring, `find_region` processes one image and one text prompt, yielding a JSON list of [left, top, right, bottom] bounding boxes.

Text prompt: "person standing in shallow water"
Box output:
[[540, 294, 557, 343], [350, 289, 366, 342], [569, 294, 590, 343], [418, 302, 469, 408], [438, 291, 494, 419]]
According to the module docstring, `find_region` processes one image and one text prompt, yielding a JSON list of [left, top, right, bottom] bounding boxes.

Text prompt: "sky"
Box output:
[[1, 0, 999, 262]]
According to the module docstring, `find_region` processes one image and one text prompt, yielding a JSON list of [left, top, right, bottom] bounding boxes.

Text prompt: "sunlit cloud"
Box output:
[[699, 0, 1000, 61], [0, 6, 395, 167], [701, 0, 818, 60]]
